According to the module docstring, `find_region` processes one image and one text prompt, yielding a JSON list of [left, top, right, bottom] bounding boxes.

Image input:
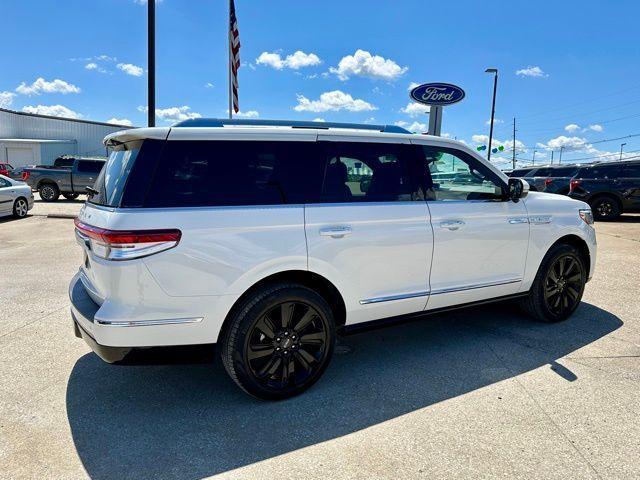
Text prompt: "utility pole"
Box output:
[[147, 0, 155, 127], [559, 146, 565, 164], [532, 149, 537, 166], [511, 117, 517, 169], [551, 151, 554, 164], [620, 142, 627, 160]]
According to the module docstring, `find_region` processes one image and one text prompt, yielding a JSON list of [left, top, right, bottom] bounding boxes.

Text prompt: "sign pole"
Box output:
[[428, 106, 443, 136], [147, 0, 155, 127]]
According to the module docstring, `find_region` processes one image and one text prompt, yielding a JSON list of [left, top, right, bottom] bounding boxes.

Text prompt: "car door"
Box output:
[[0, 177, 13, 215], [74, 161, 103, 192], [414, 143, 530, 310], [305, 138, 433, 326], [619, 163, 640, 210]]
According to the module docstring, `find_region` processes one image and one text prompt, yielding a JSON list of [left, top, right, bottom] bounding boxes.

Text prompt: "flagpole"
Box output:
[[228, 0, 232, 119]]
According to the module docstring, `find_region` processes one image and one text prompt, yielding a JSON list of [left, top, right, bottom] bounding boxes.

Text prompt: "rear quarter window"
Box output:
[[577, 164, 621, 179], [143, 140, 324, 208]]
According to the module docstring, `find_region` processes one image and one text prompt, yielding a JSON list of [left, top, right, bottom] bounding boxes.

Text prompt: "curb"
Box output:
[[46, 214, 77, 219]]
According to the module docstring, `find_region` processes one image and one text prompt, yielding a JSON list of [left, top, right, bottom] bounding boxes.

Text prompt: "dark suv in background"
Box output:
[[569, 160, 640, 220], [508, 165, 584, 194]]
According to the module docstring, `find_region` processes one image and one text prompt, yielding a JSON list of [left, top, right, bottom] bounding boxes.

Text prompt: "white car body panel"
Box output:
[[70, 127, 597, 351]]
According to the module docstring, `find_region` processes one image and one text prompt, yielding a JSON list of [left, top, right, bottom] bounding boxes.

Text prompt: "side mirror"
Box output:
[[508, 178, 529, 202]]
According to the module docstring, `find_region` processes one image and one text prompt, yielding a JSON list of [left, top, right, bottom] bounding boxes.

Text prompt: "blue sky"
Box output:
[[2, 0, 640, 168]]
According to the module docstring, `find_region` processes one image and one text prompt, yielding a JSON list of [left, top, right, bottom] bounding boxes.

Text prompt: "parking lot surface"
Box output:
[[1, 213, 639, 479]]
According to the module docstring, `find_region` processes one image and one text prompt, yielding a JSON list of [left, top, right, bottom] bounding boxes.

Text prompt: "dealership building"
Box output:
[[0, 108, 133, 168]]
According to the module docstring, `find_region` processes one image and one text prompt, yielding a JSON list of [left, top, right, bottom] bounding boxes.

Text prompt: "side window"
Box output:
[[622, 164, 640, 177], [77, 161, 104, 173], [144, 141, 324, 208], [421, 146, 505, 201], [0, 178, 10, 188], [320, 142, 421, 202], [581, 165, 621, 179]]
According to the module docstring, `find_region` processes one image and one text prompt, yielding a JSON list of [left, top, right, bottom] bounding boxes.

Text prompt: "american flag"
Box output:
[[229, 0, 240, 114]]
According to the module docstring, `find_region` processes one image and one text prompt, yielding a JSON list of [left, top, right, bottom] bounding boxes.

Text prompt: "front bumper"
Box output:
[[70, 273, 131, 363]]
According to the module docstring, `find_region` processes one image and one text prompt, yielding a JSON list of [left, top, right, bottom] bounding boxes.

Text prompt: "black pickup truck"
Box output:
[[22, 158, 105, 202], [568, 160, 640, 220]]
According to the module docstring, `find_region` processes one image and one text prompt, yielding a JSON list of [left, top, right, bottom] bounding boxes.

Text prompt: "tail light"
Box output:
[[570, 179, 581, 192], [74, 219, 181, 261], [544, 178, 554, 186], [22, 171, 30, 181]]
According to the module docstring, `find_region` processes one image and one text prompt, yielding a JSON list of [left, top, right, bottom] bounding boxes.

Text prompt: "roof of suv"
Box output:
[[102, 118, 465, 149]]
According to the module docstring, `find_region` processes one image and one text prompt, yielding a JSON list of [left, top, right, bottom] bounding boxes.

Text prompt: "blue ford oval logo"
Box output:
[[410, 83, 465, 106]]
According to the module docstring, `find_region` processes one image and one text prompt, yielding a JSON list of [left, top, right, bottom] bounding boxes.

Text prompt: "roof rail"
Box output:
[[172, 118, 411, 134]]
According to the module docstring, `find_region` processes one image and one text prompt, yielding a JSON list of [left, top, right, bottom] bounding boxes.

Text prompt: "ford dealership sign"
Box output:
[[410, 83, 465, 106]]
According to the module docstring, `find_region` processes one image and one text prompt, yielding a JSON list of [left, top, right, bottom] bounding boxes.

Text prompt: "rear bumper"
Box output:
[[70, 274, 131, 363]]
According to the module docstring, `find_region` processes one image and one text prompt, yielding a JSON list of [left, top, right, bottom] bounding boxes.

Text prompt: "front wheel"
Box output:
[[220, 284, 335, 400], [13, 198, 29, 218], [39, 183, 60, 202], [591, 196, 621, 221], [520, 243, 586, 323]]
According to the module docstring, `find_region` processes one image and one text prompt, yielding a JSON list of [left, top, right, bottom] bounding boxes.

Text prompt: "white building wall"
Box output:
[[0, 108, 131, 158]]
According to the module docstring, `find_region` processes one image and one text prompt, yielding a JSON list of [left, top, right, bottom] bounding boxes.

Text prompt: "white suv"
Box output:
[[70, 119, 597, 399]]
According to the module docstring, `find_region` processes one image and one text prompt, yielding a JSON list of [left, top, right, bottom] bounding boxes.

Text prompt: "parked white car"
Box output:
[[0, 174, 34, 219], [70, 119, 597, 399]]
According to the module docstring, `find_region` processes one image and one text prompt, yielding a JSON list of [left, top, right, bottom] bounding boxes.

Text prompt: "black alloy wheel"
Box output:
[[520, 243, 586, 322], [221, 284, 335, 400], [246, 301, 329, 390], [592, 196, 620, 221], [543, 255, 584, 317]]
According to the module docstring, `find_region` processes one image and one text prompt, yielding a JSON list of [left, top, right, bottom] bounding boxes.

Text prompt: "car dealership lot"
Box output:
[[1, 215, 639, 479]]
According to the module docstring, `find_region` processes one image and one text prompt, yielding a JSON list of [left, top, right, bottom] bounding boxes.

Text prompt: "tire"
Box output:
[[591, 195, 621, 221], [520, 243, 587, 323], [62, 193, 79, 200], [39, 183, 60, 202], [12, 197, 29, 218], [220, 283, 336, 400]]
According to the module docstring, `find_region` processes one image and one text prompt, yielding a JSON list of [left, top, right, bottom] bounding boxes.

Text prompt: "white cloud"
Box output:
[[22, 104, 81, 119], [106, 117, 133, 126], [137, 105, 148, 112], [407, 82, 421, 91], [256, 50, 321, 70], [472, 134, 489, 144], [330, 49, 408, 81], [542, 135, 588, 150], [15, 77, 81, 95], [234, 110, 260, 118], [85, 63, 98, 70], [294, 90, 377, 112], [401, 102, 430, 117], [485, 118, 504, 125], [205, 82, 214, 88], [0, 91, 15, 108], [588, 124, 603, 132], [117, 63, 144, 77], [395, 120, 427, 133], [515, 66, 548, 78], [155, 106, 201, 122], [564, 123, 580, 132]]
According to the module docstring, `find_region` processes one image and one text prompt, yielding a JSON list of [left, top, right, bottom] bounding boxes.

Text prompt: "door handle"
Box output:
[[439, 220, 465, 230], [319, 226, 352, 238]]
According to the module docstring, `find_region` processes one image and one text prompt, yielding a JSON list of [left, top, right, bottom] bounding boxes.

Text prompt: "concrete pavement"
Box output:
[[0, 214, 638, 479]]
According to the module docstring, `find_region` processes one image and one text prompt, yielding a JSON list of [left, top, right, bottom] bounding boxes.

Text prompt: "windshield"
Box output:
[[89, 141, 142, 207]]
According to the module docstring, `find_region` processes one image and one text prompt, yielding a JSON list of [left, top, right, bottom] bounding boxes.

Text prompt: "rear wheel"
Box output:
[[591, 195, 621, 221], [13, 198, 29, 218], [520, 243, 586, 323], [39, 183, 60, 202], [62, 193, 79, 200], [220, 284, 335, 400]]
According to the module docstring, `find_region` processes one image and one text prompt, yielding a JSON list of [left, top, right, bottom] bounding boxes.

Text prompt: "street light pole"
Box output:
[[620, 142, 626, 161], [559, 146, 565, 164], [147, 0, 156, 127], [485, 68, 498, 162], [532, 149, 537, 166]]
